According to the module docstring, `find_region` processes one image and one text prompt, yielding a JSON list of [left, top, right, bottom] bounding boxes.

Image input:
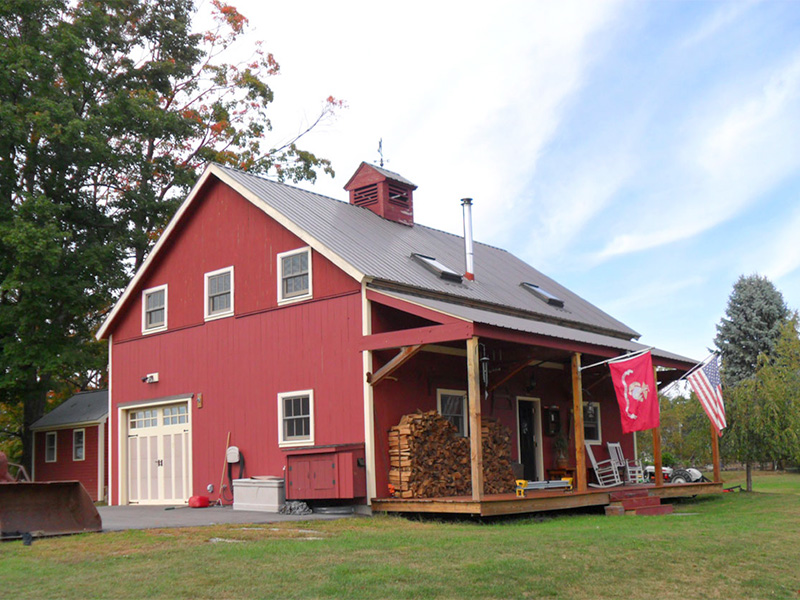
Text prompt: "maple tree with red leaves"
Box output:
[[0, 0, 343, 469]]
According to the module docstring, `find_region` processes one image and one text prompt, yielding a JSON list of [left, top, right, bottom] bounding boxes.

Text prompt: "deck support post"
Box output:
[[467, 336, 484, 501], [571, 353, 587, 493], [711, 422, 721, 483], [652, 366, 663, 487]]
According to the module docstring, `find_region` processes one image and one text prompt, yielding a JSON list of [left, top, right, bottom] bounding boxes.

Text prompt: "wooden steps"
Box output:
[[605, 489, 674, 516]]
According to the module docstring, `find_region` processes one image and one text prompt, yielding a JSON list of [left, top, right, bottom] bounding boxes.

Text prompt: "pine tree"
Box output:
[[714, 274, 788, 387]]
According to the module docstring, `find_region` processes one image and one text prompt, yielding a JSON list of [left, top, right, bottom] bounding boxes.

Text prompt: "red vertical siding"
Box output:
[[107, 177, 363, 504], [34, 423, 105, 502]]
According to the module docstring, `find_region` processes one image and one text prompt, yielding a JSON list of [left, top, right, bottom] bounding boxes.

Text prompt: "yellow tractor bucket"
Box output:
[[0, 481, 102, 540]]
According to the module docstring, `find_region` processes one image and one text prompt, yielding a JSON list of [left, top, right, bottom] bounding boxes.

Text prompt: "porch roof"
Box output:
[[370, 288, 696, 368]]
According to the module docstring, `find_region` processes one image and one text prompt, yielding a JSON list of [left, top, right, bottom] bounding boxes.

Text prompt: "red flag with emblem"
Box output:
[[608, 351, 659, 433]]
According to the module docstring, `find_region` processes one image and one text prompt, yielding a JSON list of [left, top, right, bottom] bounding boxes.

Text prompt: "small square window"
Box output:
[[437, 389, 468, 436], [73, 429, 85, 461], [584, 401, 602, 444], [45, 432, 57, 463], [277, 248, 312, 303], [205, 266, 234, 320], [142, 285, 167, 333], [278, 390, 314, 447]]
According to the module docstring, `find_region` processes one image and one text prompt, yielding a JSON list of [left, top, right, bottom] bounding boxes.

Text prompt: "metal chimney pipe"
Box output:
[[461, 198, 475, 281]]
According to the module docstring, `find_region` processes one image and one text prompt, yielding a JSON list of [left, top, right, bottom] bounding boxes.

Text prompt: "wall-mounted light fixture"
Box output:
[[141, 372, 159, 384]]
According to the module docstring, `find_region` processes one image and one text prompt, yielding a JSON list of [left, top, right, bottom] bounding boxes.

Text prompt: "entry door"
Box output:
[[127, 403, 190, 504], [517, 398, 543, 481]]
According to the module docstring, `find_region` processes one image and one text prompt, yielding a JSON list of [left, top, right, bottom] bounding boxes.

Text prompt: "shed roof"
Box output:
[[30, 390, 108, 430]]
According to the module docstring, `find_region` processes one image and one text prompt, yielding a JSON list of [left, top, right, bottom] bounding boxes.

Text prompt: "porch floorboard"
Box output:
[[371, 481, 723, 517]]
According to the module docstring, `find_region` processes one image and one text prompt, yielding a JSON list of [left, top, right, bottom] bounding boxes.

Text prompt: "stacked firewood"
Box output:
[[388, 410, 515, 498]]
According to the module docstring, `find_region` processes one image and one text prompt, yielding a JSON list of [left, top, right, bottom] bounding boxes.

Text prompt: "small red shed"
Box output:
[[30, 390, 109, 502]]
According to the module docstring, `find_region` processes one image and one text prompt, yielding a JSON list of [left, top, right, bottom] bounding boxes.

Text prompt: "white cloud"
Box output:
[[595, 52, 800, 261]]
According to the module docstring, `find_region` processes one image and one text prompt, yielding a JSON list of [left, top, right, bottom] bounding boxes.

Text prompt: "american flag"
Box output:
[[687, 355, 726, 436]]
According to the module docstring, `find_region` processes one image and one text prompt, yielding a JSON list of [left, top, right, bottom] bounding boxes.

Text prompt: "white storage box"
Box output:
[[233, 476, 285, 512]]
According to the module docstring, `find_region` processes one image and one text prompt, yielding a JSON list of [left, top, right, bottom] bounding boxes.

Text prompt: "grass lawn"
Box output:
[[2, 471, 799, 599]]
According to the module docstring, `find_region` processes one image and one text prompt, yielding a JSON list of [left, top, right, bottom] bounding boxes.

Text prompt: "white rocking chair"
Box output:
[[585, 443, 623, 488], [607, 442, 644, 484]]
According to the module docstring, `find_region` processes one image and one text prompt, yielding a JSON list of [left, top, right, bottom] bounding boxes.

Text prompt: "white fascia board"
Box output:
[[97, 164, 365, 340]]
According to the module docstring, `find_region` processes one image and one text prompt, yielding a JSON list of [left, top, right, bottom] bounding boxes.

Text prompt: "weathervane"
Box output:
[[376, 138, 385, 167]]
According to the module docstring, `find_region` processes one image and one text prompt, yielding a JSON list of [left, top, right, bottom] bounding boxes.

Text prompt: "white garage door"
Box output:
[[127, 402, 191, 504]]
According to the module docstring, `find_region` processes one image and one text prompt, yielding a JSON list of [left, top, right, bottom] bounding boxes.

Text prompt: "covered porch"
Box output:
[[362, 287, 723, 513]]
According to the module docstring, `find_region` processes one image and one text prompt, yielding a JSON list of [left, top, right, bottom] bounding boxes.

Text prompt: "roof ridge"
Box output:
[[214, 163, 508, 252]]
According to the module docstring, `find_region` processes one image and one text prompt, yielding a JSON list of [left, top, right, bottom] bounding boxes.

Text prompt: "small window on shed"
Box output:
[[411, 254, 463, 283], [521, 282, 565, 308], [73, 429, 85, 461], [45, 432, 57, 463]]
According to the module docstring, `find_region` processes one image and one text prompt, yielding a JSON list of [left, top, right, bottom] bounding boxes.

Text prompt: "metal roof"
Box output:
[[218, 165, 640, 340], [371, 288, 697, 366], [30, 390, 108, 430]]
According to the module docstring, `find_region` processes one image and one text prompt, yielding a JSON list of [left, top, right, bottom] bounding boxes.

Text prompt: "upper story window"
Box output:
[[278, 247, 312, 304], [437, 389, 468, 436], [45, 431, 57, 462], [278, 390, 314, 447], [73, 429, 85, 461], [142, 285, 168, 333], [584, 401, 602, 444], [205, 266, 234, 320]]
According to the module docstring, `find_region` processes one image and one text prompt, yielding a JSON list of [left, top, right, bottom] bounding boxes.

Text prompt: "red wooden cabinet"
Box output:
[[284, 444, 366, 500]]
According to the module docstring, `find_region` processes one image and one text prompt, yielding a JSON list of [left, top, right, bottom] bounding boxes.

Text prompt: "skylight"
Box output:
[[521, 282, 565, 308], [411, 254, 463, 283]]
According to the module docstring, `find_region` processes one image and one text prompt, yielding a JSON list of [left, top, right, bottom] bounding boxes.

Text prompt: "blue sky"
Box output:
[[221, 0, 800, 361]]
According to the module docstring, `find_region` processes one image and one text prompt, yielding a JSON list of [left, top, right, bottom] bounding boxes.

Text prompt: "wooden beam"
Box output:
[[653, 366, 663, 487], [487, 358, 542, 393], [653, 426, 663, 487], [420, 344, 467, 357], [711, 422, 721, 483], [467, 336, 484, 501], [367, 345, 423, 386], [361, 322, 473, 351], [571, 353, 587, 493]]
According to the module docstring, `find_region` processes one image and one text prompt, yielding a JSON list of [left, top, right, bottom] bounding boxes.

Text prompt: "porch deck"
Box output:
[[371, 481, 723, 517]]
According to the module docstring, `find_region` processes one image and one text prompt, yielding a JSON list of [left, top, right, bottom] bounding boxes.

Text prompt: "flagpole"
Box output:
[[658, 352, 717, 397], [579, 347, 654, 372]]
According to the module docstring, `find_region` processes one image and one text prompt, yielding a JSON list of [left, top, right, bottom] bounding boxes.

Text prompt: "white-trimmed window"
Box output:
[[437, 389, 468, 436], [277, 247, 312, 303], [163, 404, 188, 425], [45, 432, 57, 463], [205, 266, 234, 320], [73, 429, 85, 461], [278, 390, 314, 447], [129, 409, 158, 429], [142, 284, 167, 333], [584, 401, 602, 444]]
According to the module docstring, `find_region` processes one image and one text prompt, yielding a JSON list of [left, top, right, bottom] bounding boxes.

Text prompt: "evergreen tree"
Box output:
[[714, 274, 788, 387]]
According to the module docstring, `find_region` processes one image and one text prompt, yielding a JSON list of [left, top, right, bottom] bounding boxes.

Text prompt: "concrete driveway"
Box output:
[[98, 505, 354, 532]]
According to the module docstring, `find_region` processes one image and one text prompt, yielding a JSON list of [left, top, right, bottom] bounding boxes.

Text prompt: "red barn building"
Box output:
[[97, 162, 708, 511], [30, 390, 109, 502]]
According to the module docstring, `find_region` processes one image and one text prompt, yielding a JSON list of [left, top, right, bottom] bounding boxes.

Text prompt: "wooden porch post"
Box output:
[[571, 353, 587, 493], [467, 336, 484, 501], [711, 423, 721, 483], [653, 366, 663, 487]]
